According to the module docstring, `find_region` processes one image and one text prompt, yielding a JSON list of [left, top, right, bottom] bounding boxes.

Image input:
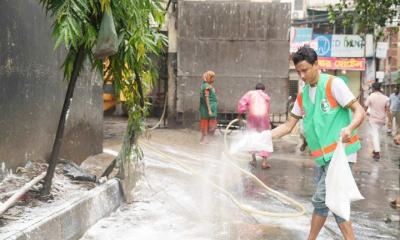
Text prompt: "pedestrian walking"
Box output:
[[237, 83, 271, 169], [365, 82, 390, 160], [271, 46, 365, 240], [388, 87, 400, 135], [199, 70, 218, 144]]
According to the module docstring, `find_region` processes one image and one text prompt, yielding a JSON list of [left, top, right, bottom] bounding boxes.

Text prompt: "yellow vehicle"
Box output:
[[102, 59, 129, 116]]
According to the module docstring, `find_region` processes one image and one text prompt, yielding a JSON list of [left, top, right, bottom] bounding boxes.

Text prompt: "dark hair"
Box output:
[[255, 83, 265, 90], [372, 82, 381, 91], [292, 46, 318, 65]]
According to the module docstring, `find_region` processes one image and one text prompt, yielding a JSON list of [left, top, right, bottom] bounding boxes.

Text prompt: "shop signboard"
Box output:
[[331, 35, 365, 57], [376, 42, 389, 59], [311, 34, 366, 58], [312, 34, 332, 57], [365, 34, 374, 57], [376, 71, 385, 82], [290, 27, 315, 53], [318, 57, 365, 71]]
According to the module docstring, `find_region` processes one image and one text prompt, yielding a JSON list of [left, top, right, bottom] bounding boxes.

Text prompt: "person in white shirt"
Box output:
[[291, 75, 359, 163], [271, 46, 365, 240], [388, 87, 400, 135], [365, 82, 390, 160]]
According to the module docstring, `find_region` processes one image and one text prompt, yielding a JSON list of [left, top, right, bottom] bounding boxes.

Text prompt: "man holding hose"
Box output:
[[271, 46, 365, 240], [237, 83, 272, 169]]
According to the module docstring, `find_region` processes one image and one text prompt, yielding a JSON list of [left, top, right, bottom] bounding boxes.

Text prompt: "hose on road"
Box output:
[[222, 118, 305, 216], [141, 123, 306, 217], [147, 94, 168, 131]]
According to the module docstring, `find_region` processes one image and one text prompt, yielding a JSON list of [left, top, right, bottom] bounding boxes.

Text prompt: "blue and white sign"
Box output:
[[290, 27, 313, 53], [331, 35, 365, 57], [292, 28, 313, 43], [312, 34, 332, 57]]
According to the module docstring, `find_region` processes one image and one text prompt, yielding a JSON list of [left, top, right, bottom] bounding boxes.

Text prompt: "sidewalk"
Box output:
[[0, 117, 125, 240]]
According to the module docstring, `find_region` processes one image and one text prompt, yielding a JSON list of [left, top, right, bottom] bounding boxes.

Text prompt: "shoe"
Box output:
[[261, 162, 271, 169], [390, 200, 400, 209], [261, 159, 271, 169], [372, 151, 380, 161]]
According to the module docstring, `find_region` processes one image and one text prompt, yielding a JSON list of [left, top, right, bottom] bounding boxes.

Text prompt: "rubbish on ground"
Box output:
[[0, 172, 46, 216], [384, 214, 400, 223], [61, 160, 97, 182]]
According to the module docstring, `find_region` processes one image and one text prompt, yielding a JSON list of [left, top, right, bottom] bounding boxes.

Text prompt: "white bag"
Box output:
[[325, 139, 364, 221], [229, 130, 273, 154]]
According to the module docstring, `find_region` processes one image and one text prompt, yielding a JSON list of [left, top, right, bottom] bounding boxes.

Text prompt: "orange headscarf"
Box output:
[[203, 70, 215, 83]]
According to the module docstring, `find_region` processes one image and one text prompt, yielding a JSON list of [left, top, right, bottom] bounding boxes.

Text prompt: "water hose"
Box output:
[[148, 94, 168, 131], [223, 118, 245, 150], [223, 118, 305, 216], [141, 139, 306, 217]]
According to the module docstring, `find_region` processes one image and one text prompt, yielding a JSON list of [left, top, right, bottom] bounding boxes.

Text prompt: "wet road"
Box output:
[[81, 117, 399, 240]]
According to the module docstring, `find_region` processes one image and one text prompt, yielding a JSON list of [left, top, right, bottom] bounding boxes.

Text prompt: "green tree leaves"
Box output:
[[328, 0, 400, 39], [39, 0, 166, 113], [39, 0, 167, 165]]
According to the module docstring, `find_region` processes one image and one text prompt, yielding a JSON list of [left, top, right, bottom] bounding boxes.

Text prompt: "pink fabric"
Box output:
[[253, 150, 270, 157], [366, 92, 389, 124], [237, 90, 271, 157]]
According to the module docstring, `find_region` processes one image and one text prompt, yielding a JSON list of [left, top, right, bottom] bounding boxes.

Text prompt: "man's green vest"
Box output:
[[300, 74, 361, 166]]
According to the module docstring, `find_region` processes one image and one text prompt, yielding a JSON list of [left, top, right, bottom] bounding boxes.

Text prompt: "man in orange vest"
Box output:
[[271, 47, 365, 240]]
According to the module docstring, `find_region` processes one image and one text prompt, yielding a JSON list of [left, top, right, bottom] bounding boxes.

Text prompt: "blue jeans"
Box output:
[[312, 161, 353, 224]]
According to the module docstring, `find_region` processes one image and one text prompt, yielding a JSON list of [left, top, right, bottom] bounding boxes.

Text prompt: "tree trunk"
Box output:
[[41, 45, 86, 196]]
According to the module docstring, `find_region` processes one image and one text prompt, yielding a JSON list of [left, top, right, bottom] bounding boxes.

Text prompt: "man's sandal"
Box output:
[[261, 162, 271, 169], [390, 200, 400, 209]]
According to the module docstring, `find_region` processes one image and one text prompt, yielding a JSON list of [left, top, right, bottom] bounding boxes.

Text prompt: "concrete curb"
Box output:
[[1, 179, 122, 240]]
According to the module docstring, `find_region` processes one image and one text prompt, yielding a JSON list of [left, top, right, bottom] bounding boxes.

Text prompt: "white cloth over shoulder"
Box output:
[[325, 138, 364, 221], [229, 130, 273, 154]]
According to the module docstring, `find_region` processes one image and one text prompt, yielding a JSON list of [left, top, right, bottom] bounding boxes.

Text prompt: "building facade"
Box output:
[[0, 1, 103, 170], [289, 0, 372, 104], [167, 0, 291, 127], [380, 27, 400, 94]]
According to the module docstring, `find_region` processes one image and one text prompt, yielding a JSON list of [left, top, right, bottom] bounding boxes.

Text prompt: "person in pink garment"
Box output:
[[237, 83, 271, 169]]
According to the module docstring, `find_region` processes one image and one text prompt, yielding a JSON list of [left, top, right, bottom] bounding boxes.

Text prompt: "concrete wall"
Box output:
[[167, 3, 179, 126], [0, 0, 103, 170], [176, 0, 290, 125]]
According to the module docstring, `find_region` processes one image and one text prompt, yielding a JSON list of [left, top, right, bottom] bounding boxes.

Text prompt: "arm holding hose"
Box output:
[[271, 115, 299, 139], [236, 91, 251, 121]]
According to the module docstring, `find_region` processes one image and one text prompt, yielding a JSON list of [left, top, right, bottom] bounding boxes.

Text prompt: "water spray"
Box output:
[[141, 118, 306, 217]]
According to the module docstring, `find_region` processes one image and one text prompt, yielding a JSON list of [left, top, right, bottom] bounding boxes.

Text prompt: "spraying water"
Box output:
[[229, 130, 273, 155]]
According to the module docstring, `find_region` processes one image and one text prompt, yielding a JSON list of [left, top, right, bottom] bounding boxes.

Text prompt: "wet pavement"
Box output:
[[81, 116, 399, 240]]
